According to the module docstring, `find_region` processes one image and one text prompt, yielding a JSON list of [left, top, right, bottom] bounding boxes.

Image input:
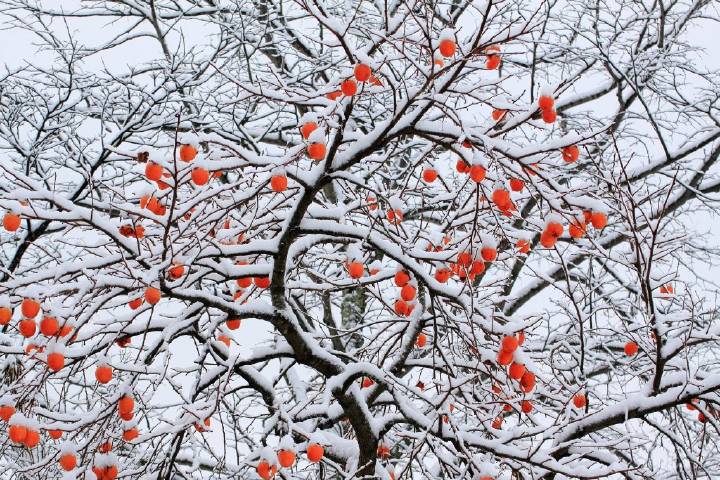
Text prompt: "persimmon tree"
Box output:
[[1, 0, 720, 479]]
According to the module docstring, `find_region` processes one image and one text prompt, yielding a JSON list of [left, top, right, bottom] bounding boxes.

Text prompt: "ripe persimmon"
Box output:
[[122, 427, 139, 442], [354, 64, 371, 82], [386, 209, 403, 223], [457, 251, 472, 268], [145, 162, 163, 181], [485, 46, 501, 69], [128, 298, 143, 310], [306, 443, 324, 462], [481, 246, 497, 262], [501, 335, 519, 353], [491, 188, 511, 209], [347, 261, 364, 279], [23, 428, 40, 448], [416, 332, 427, 348], [270, 174, 288, 192], [491, 109, 506, 121], [0, 306, 11, 325], [277, 449, 296, 468], [94, 465, 118, 480], [400, 284, 416, 301], [146, 196, 161, 214], [624, 341, 638, 356], [9, 423, 27, 443], [191, 167, 210, 186], [0, 405, 15, 422], [362, 377, 374, 388], [307, 143, 326, 160], [496, 350, 513, 366], [434, 267, 451, 283], [118, 395, 134, 416], [516, 239, 530, 254], [119, 410, 134, 421], [254, 275, 271, 289], [470, 259, 485, 275], [18, 319, 36, 337], [107, 465, 119, 479], [3, 212, 20, 232], [341, 79, 357, 96], [520, 371, 536, 392], [542, 109, 557, 124], [508, 362, 526, 380], [40, 316, 59, 336], [98, 441, 112, 453], [377, 443, 391, 458], [139, 194, 151, 209], [469, 164, 486, 183], [47, 429, 63, 439], [439, 38, 456, 57], [257, 461, 277, 480], [96, 364, 113, 384], [487, 56, 501, 69], [47, 352, 64, 372], [538, 94, 554, 111], [226, 318, 241, 330], [590, 211, 607, 229], [562, 145, 580, 163], [59, 453, 77, 471], [422, 167, 438, 183], [509, 178, 524, 192], [540, 230, 557, 248], [394, 270, 410, 287], [301, 122, 318, 139], [394, 299, 409, 316], [179, 144, 197, 162], [456, 158, 470, 173], [573, 393, 586, 409], [569, 220, 586, 239], [119, 225, 134, 237], [21, 298, 40, 319], [326, 90, 342, 101], [521, 400, 533, 414], [168, 264, 185, 280], [145, 287, 161, 305], [546, 221, 563, 239]]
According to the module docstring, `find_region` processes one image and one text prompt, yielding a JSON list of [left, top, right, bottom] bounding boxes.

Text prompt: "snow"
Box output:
[[0, 1, 718, 479]]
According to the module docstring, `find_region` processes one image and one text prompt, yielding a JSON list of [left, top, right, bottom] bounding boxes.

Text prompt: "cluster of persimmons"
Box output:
[[0, 30, 693, 480]]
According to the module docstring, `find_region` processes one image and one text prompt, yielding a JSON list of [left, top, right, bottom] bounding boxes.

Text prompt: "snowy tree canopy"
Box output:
[[1, 0, 720, 479]]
